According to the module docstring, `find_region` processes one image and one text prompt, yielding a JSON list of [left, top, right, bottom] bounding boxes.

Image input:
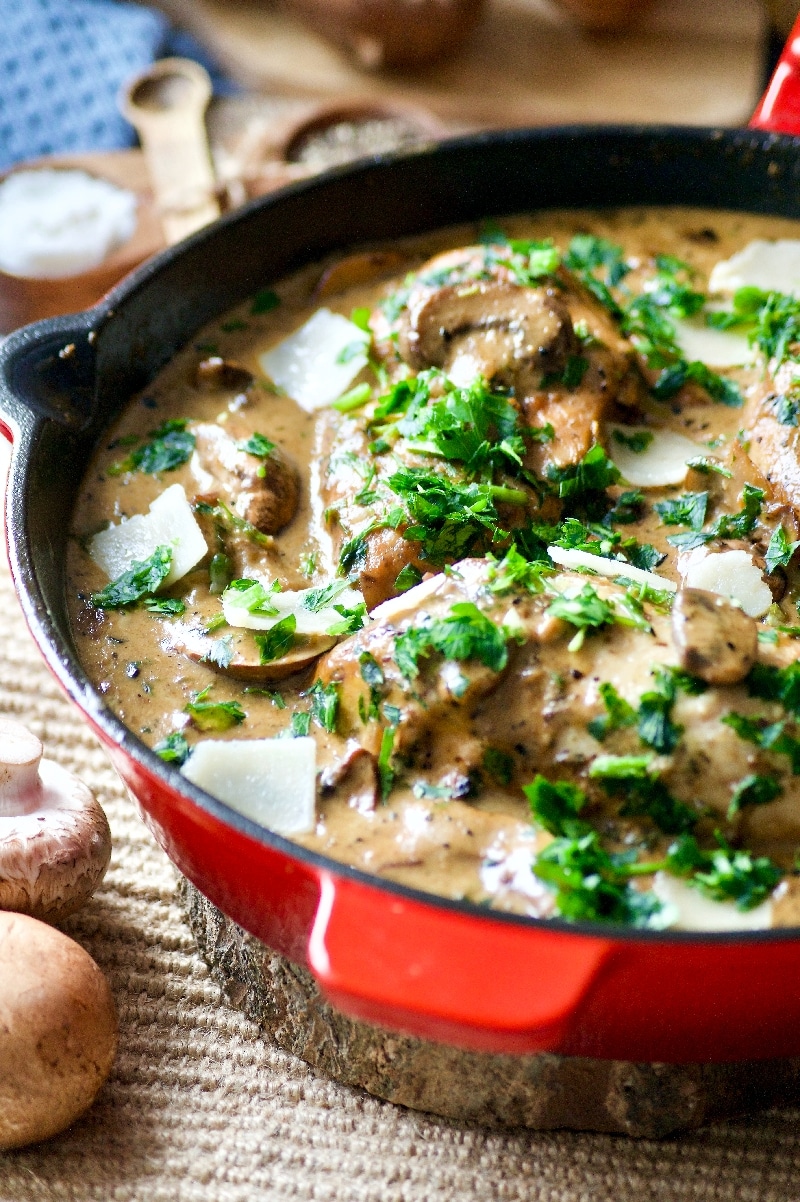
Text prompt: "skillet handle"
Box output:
[[307, 873, 611, 1054], [0, 311, 98, 440], [750, 13, 800, 134]]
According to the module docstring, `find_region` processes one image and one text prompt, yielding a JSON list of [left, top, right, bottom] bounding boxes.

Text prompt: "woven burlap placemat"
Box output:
[[0, 448, 799, 1198]]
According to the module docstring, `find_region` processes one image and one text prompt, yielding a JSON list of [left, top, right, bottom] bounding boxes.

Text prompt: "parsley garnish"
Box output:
[[251, 288, 280, 314], [546, 583, 615, 651], [394, 602, 509, 678], [301, 579, 351, 613], [91, 546, 173, 609], [587, 682, 636, 742], [532, 830, 666, 927], [184, 688, 246, 732], [546, 444, 621, 505], [589, 754, 697, 834], [483, 747, 514, 786], [654, 491, 708, 531], [112, 420, 196, 475], [326, 601, 368, 636], [613, 429, 653, 453], [636, 666, 685, 754], [378, 725, 397, 800], [307, 680, 340, 733], [144, 597, 186, 616], [238, 432, 275, 458], [765, 525, 800, 575], [254, 614, 297, 664], [722, 712, 800, 774], [727, 773, 782, 819], [745, 661, 800, 716], [290, 711, 312, 737], [664, 833, 781, 911], [154, 731, 190, 765], [223, 578, 280, 616], [394, 563, 423, 593]]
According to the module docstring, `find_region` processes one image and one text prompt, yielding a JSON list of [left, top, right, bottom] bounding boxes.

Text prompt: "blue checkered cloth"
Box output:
[[0, 0, 231, 170]]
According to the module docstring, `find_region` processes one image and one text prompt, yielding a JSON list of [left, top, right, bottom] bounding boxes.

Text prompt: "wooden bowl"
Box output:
[[0, 151, 165, 334]]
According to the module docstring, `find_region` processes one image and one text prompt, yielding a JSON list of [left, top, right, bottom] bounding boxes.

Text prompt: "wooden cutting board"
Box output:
[[150, 0, 767, 128]]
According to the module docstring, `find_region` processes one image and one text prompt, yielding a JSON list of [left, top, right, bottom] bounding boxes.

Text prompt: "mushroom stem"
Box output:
[[0, 722, 44, 817]]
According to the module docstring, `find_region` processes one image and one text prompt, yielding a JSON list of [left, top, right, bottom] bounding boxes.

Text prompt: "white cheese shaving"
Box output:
[[259, 308, 369, 412], [89, 484, 207, 588], [682, 549, 772, 618], [606, 424, 701, 488], [369, 575, 443, 622], [0, 169, 137, 279], [547, 546, 677, 593], [671, 317, 755, 367], [181, 737, 316, 836], [222, 583, 363, 633], [652, 872, 772, 931], [708, 239, 800, 297]]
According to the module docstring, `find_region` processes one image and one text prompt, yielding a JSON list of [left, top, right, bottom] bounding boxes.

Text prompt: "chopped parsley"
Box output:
[[664, 833, 781, 911], [745, 661, 800, 716], [290, 711, 312, 737], [613, 429, 653, 453], [307, 680, 340, 733], [722, 712, 800, 774], [727, 773, 782, 819], [765, 525, 800, 575], [587, 682, 636, 742], [483, 747, 515, 786], [589, 754, 697, 835], [144, 596, 186, 616], [394, 563, 423, 593], [223, 578, 280, 616], [301, 579, 352, 612], [394, 602, 509, 678], [154, 731, 190, 765], [253, 614, 297, 664], [238, 432, 275, 458], [378, 725, 396, 800], [636, 666, 685, 754], [251, 288, 280, 314], [184, 687, 246, 732], [546, 583, 614, 651], [654, 491, 708, 531], [91, 546, 173, 609], [111, 419, 195, 475]]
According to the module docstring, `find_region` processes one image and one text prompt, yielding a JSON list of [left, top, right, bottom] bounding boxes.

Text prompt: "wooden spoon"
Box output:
[[120, 57, 220, 245]]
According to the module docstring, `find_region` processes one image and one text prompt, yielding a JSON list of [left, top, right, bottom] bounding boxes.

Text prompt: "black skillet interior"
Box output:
[[3, 123, 800, 761]]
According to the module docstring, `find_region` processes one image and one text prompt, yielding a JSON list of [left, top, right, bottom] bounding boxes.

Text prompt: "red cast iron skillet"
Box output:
[[3, 31, 800, 1067]]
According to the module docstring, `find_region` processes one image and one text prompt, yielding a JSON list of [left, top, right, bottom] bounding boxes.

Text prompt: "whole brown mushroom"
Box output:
[[0, 718, 111, 923], [0, 911, 117, 1149]]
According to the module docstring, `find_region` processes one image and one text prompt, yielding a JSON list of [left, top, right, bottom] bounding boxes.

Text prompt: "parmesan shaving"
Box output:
[[709, 239, 800, 297], [682, 549, 772, 618], [181, 737, 316, 835], [259, 308, 369, 411], [547, 546, 677, 593], [89, 484, 207, 588], [652, 872, 773, 931], [606, 424, 701, 488]]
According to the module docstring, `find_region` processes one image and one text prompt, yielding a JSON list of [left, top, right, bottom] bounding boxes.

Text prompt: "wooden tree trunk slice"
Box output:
[[178, 877, 800, 1138]]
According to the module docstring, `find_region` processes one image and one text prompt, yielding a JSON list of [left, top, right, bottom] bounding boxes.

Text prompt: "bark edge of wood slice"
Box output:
[[178, 876, 800, 1138]]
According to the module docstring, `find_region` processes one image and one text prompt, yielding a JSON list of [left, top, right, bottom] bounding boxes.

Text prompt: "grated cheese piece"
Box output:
[[259, 308, 369, 411], [708, 239, 800, 297], [606, 425, 701, 488], [89, 484, 207, 588], [547, 546, 677, 593], [181, 737, 316, 835]]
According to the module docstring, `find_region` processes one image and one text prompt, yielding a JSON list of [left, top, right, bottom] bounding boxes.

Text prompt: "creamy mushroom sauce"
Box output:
[[68, 207, 800, 929]]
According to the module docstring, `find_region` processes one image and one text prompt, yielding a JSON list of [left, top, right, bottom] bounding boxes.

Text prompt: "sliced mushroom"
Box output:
[[194, 357, 254, 393], [320, 741, 380, 814], [0, 719, 112, 923], [193, 419, 301, 535], [358, 526, 425, 612], [671, 588, 758, 685], [315, 250, 408, 298], [400, 279, 576, 388], [164, 619, 335, 682]]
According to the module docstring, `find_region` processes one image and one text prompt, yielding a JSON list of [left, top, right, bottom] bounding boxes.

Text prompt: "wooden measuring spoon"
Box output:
[[121, 58, 220, 245]]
